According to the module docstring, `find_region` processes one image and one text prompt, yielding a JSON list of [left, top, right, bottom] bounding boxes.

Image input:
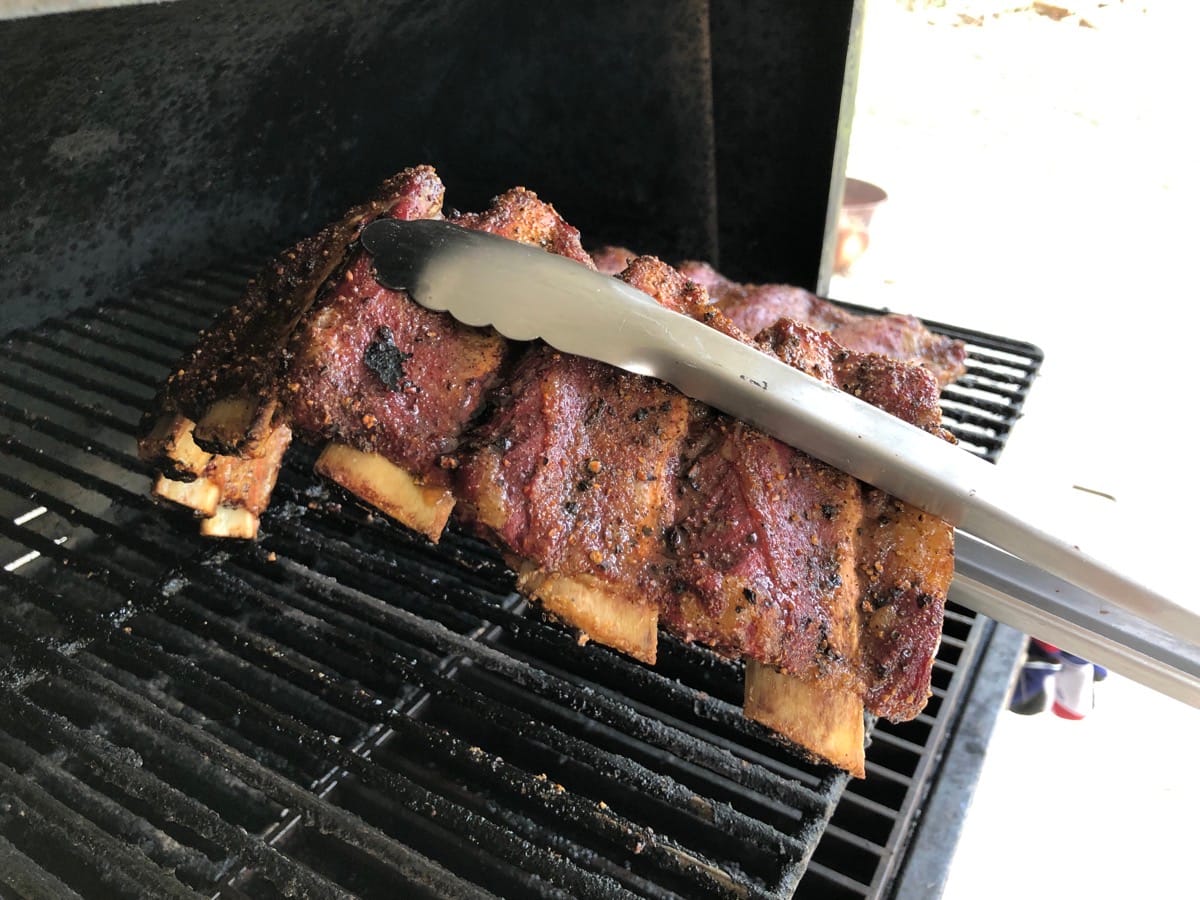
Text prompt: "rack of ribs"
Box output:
[[139, 167, 957, 777], [590, 246, 967, 387]]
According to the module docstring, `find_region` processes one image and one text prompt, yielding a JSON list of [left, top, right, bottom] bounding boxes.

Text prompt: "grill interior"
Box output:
[[0, 260, 1042, 899]]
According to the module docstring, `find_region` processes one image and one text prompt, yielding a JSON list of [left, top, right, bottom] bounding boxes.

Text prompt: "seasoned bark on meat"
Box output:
[[680, 259, 968, 386], [663, 414, 865, 687], [455, 261, 694, 661], [455, 188, 598, 270], [603, 267, 953, 727], [755, 319, 954, 720], [591, 245, 638, 275], [456, 349, 689, 661], [283, 187, 591, 540], [588, 247, 967, 384], [857, 489, 953, 721], [140, 168, 958, 776], [283, 249, 507, 489], [139, 166, 446, 542], [138, 165, 445, 462], [141, 175, 592, 543], [457, 251, 952, 744]]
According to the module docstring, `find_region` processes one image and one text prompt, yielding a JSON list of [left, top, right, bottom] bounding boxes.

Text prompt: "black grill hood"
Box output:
[[1, 0, 861, 332]]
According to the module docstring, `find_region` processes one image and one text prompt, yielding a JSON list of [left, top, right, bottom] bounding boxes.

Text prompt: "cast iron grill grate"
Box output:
[[0, 262, 1041, 899]]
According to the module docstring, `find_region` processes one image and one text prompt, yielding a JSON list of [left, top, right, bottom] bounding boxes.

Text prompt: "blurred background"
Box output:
[[833, 2, 1199, 896]]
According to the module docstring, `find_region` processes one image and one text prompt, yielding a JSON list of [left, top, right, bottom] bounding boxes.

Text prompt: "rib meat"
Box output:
[[142, 172, 592, 541], [284, 186, 594, 540], [454, 258, 712, 662], [455, 345, 690, 662], [140, 168, 958, 776], [138, 166, 446, 536], [626, 265, 953, 770], [680, 260, 968, 386], [453, 252, 954, 773], [591, 244, 966, 386], [139, 166, 445, 465], [759, 321, 954, 723]]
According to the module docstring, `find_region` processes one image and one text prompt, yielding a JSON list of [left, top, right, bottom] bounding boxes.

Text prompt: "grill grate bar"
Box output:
[[258, 532, 835, 830], [961, 348, 1041, 372], [819, 822, 886, 857], [0, 691, 353, 900], [938, 391, 1023, 420], [0, 756, 201, 900], [3, 348, 152, 433], [216, 547, 827, 881], [169, 547, 826, 884], [831, 786, 905, 824], [255, 508, 510, 633], [210, 553, 466, 670], [0, 367, 140, 439], [945, 372, 1029, 400], [97, 617, 380, 787], [23, 316, 181, 382], [0, 832, 87, 900], [262, 511, 835, 794], [51, 313, 184, 371], [0, 441, 873, 900], [19, 330, 162, 398], [149, 264, 261, 310], [865, 728, 925, 758], [424, 662, 818, 859], [0, 510, 143, 605], [89, 305, 204, 348], [488, 620, 834, 786], [1, 263, 1042, 898], [0, 471, 414, 745], [100, 301, 217, 340], [5, 558, 694, 898], [802, 858, 871, 897], [136, 286, 235, 327], [0, 400, 158, 490], [0, 614, 521, 900], [261, 529, 836, 815], [0, 465, 691, 897], [358, 712, 760, 898], [0, 574, 337, 806], [0, 727, 226, 887], [126, 591, 381, 742]]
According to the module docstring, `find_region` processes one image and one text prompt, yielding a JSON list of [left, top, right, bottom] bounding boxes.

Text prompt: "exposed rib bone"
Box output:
[[315, 443, 455, 543], [193, 396, 278, 457], [200, 505, 260, 540], [154, 423, 292, 540], [153, 473, 220, 516], [743, 660, 866, 778], [516, 564, 659, 664], [139, 414, 212, 481]]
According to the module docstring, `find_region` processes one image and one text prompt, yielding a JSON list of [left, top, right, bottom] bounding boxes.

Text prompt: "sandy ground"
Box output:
[[836, 2, 1199, 897]]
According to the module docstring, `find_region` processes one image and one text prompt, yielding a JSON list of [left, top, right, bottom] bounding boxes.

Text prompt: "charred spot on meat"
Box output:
[[363, 325, 413, 392]]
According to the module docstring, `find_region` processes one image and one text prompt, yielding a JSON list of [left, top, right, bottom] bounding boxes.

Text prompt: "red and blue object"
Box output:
[[1009, 639, 1106, 718]]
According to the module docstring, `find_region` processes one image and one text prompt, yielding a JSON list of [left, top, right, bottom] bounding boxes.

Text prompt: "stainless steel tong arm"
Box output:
[[361, 218, 1200, 707]]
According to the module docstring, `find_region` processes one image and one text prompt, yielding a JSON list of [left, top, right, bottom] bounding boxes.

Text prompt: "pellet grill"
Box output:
[[1, 2, 1041, 897]]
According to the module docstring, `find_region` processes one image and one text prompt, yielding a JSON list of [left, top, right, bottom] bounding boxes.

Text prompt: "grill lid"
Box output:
[[0, 261, 1041, 899]]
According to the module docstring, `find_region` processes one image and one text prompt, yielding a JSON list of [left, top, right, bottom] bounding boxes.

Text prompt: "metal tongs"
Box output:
[[360, 218, 1200, 707]]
